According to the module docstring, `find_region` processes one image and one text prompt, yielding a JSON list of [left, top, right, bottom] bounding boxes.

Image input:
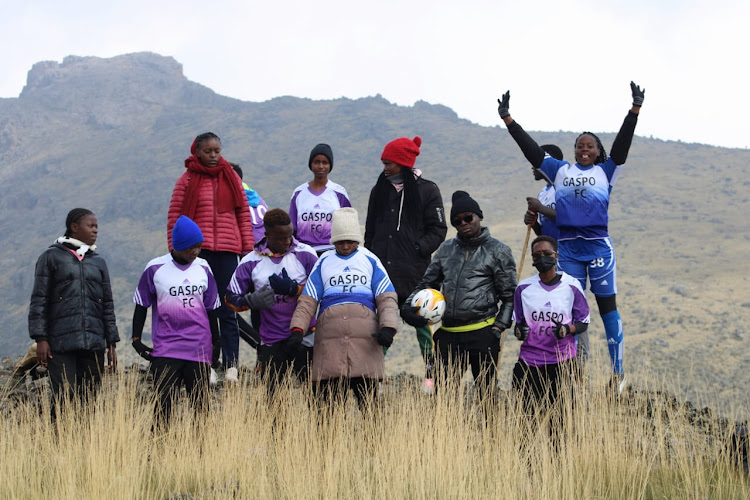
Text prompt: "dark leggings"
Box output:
[[512, 359, 576, 449], [150, 357, 210, 425], [47, 349, 104, 419], [199, 250, 240, 369], [433, 325, 499, 400], [313, 377, 379, 411]]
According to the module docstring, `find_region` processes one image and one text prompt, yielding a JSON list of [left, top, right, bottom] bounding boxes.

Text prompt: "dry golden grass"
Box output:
[[1, 362, 748, 499]]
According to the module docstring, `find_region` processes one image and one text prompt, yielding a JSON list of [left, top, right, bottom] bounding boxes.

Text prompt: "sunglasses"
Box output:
[[451, 214, 474, 226]]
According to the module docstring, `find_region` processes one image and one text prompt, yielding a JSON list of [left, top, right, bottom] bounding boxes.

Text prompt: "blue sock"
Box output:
[[601, 310, 623, 375]]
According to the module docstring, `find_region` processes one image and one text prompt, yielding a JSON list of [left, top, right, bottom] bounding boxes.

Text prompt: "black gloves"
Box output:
[[269, 268, 300, 296], [286, 328, 304, 351], [400, 304, 428, 328], [497, 91, 511, 118], [514, 323, 529, 341], [132, 339, 153, 361], [551, 319, 571, 339], [372, 327, 396, 347], [492, 327, 505, 340], [246, 285, 275, 310], [630, 81, 645, 107]]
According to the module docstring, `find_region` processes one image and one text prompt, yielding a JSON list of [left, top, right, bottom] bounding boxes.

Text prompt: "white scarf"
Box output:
[[56, 236, 97, 257]]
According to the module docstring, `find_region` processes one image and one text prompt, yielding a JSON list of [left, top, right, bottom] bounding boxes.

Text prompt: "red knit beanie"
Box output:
[[381, 136, 422, 168]]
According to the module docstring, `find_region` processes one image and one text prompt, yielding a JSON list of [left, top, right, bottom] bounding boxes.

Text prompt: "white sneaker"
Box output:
[[609, 374, 627, 397], [209, 368, 218, 387], [422, 378, 435, 394], [225, 367, 239, 383]]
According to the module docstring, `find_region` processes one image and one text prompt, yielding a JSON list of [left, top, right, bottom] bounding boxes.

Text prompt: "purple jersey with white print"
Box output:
[[289, 181, 351, 253], [539, 156, 620, 240], [227, 238, 318, 345], [513, 271, 590, 367], [133, 254, 220, 364]]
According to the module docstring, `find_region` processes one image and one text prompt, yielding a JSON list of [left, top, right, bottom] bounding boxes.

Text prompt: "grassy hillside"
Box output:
[[0, 53, 748, 413]]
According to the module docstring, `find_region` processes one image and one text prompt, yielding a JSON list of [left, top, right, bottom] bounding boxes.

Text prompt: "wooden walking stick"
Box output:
[[496, 224, 532, 372]]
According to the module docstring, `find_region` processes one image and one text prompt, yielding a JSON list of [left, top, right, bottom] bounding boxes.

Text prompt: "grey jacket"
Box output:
[[28, 243, 119, 352], [407, 228, 517, 329]]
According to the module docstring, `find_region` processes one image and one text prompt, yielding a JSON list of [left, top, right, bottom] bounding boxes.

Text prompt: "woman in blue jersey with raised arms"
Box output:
[[497, 81, 644, 394]]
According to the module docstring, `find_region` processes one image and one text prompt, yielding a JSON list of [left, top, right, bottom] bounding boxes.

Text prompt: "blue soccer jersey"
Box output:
[[540, 157, 620, 240], [302, 247, 395, 314]]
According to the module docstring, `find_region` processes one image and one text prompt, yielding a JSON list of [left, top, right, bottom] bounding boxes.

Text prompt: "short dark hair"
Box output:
[[230, 162, 243, 179], [531, 235, 558, 252], [263, 208, 291, 230]]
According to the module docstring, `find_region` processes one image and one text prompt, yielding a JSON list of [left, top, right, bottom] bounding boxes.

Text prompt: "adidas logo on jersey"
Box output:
[[343, 266, 351, 272], [314, 204, 321, 209], [544, 301, 552, 308], [182, 279, 190, 284]]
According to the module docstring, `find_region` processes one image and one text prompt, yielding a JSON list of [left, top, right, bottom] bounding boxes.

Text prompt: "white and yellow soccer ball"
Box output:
[[411, 288, 446, 325]]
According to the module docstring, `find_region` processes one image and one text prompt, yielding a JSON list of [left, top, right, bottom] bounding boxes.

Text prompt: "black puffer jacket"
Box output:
[[364, 175, 447, 304], [407, 228, 517, 329], [28, 243, 119, 352]]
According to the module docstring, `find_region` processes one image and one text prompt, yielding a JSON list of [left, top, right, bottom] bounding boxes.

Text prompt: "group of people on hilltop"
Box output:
[[28, 81, 644, 426]]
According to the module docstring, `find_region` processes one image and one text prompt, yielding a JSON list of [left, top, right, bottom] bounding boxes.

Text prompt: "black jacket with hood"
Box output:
[[28, 243, 120, 352], [364, 174, 447, 304]]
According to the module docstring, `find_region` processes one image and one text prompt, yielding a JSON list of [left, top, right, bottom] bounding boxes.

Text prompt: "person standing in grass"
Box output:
[[167, 132, 254, 383], [402, 191, 516, 402], [498, 82, 644, 393], [226, 208, 319, 395], [364, 136, 447, 393], [29, 208, 119, 417], [289, 143, 351, 255], [512, 235, 589, 428], [132, 215, 220, 425], [291, 207, 399, 409]]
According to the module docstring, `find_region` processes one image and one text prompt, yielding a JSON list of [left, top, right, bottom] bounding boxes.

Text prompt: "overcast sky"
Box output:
[[2, 0, 747, 149]]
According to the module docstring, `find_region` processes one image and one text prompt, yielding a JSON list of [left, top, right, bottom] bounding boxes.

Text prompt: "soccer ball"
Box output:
[[411, 288, 446, 325]]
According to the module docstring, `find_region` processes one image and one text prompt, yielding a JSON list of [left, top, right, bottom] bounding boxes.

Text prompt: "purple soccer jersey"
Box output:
[[289, 181, 351, 253], [227, 239, 318, 345], [513, 271, 590, 367], [133, 254, 220, 364]]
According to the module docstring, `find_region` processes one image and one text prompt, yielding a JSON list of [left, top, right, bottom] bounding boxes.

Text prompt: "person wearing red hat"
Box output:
[[364, 136, 447, 393]]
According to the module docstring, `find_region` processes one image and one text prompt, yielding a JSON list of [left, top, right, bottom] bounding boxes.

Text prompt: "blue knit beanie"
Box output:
[[172, 215, 204, 251]]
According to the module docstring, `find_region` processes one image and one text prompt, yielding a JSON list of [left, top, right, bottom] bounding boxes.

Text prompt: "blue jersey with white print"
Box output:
[[302, 247, 395, 314], [539, 157, 621, 240]]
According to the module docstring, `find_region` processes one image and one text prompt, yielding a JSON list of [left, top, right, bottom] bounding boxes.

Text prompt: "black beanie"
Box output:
[[541, 144, 564, 161], [450, 191, 483, 219], [309, 143, 334, 171]]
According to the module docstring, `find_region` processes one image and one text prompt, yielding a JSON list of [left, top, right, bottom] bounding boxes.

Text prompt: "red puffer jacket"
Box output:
[[167, 171, 254, 254]]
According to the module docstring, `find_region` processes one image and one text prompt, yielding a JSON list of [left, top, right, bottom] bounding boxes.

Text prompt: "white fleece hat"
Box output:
[[330, 207, 363, 244]]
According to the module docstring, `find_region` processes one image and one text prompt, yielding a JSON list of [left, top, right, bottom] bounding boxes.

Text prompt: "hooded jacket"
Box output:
[[364, 174, 446, 304], [28, 243, 120, 352], [407, 227, 517, 330]]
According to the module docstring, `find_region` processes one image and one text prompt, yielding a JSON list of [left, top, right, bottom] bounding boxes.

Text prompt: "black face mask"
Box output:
[[532, 256, 556, 273]]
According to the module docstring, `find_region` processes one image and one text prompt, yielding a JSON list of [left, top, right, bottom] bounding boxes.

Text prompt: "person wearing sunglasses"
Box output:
[[402, 191, 517, 401]]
